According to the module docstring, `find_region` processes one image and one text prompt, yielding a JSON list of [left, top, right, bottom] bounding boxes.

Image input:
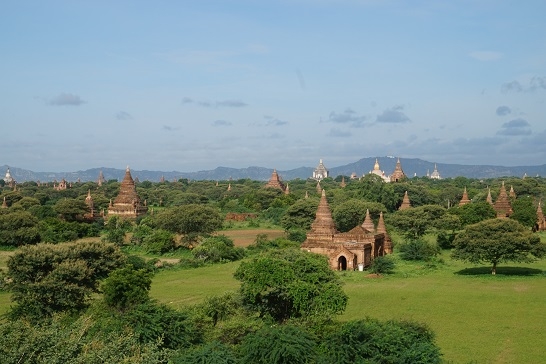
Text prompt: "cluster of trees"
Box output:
[[1, 174, 545, 273], [0, 243, 442, 363]]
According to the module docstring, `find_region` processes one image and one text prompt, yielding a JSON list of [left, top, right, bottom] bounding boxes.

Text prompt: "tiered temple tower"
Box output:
[[493, 182, 513, 218], [390, 158, 407, 182], [459, 187, 471, 206], [264, 169, 286, 191], [399, 191, 411, 210], [107, 166, 148, 219], [361, 209, 375, 232]]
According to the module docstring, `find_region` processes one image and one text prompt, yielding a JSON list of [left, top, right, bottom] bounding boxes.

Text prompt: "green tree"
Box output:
[[452, 219, 546, 274], [332, 199, 386, 232], [6, 241, 126, 318], [153, 204, 223, 236], [0, 210, 41, 246], [449, 201, 496, 226], [234, 249, 347, 323], [388, 205, 446, 239], [280, 198, 319, 232], [510, 196, 537, 228], [192, 235, 245, 263], [319, 318, 441, 363], [54, 198, 88, 221], [101, 265, 153, 311], [239, 325, 318, 364]]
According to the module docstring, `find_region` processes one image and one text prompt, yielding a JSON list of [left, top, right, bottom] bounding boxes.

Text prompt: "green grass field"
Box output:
[[148, 250, 546, 364], [1, 232, 545, 363]]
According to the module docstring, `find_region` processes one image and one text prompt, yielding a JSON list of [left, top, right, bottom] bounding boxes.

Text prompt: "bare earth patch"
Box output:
[[220, 229, 286, 247]]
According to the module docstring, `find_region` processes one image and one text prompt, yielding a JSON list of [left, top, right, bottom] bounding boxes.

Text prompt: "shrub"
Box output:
[[399, 239, 439, 261], [437, 231, 456, 249], [369, 255, 396, 274]]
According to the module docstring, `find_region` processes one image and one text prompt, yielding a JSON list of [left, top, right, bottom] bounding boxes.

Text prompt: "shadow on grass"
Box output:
[[455, 266, 544, 276]]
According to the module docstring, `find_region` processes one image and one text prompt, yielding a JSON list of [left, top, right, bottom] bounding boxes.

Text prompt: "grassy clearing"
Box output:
[[148, 249, 546, 364]]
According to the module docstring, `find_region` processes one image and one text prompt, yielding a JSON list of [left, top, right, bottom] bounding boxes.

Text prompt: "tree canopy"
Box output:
[[234, 249, 347, 323], [452, 218, 546, 274]]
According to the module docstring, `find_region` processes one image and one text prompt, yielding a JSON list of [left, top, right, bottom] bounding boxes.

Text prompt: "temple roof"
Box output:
[[310, 189, 338, 235], [493, 181, 513, 217], [113, 167, 142, 205], [361, 209, 375, 232], [459, 187, 471, 206], [399, 191, 411, 210], [265, 169, 286, 191], [390, 157, 406, 182]]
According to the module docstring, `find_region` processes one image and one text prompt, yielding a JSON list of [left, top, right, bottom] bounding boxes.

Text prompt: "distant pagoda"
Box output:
[[390, 158, 407, 182], [107, 166, 147, 219], [459, 187, 471, 206], [399, 191, 411, 210], [264, 169, 286, 191], [493, 181, 513, 218]]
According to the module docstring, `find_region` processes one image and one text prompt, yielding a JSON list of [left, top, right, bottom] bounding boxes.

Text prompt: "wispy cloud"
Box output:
[[376, 105, 410, 123], [469, 51, 503, 61], [495, 106, 511, 116], [327, 108, 368, 127], [212, 120, 232, 127], [163, 125, 179, 131], [502, 76, 546, 93], [250, 115, 289, 127], [328, 128, 352, 137], [49, 93, 85, 106], [497, 118, 531, 136], [116, 111, 133, 120], [182, 97, 247, 108]]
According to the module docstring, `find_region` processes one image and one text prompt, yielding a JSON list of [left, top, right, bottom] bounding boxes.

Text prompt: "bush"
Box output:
[[171, 341, 238, 364], [239, 325, 318, 364], [319, 318, 442, 363], [101, 265, 153, 310], [398, 239, 439, 261], [192, 235, 245, 263], [437, 231, 456, 249], [369, 255, 396, 274], [142, 229, 176, 254]]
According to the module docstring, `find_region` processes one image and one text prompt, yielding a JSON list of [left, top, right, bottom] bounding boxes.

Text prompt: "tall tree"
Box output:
[[452, 219, 546, 274]]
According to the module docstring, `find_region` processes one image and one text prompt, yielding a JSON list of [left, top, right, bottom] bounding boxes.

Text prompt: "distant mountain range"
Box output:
[[3, 157, 546, 183]]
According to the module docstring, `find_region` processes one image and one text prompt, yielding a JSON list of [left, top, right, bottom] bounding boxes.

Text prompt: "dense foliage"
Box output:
[[452, 218, 546, 274], [234, 249, 348, 322]]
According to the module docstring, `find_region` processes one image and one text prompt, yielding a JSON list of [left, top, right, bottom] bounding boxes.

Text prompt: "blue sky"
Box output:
[[1, 0, 545, 172]]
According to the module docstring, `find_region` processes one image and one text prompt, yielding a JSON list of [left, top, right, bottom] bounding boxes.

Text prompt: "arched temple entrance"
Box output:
[[338, 256, 347, 270]]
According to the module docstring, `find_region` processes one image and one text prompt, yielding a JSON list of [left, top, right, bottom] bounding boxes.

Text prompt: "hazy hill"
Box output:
[[2, 157, 545, 183]]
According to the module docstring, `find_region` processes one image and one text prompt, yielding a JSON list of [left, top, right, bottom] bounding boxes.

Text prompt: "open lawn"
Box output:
[[149, 251, 546, 363]]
